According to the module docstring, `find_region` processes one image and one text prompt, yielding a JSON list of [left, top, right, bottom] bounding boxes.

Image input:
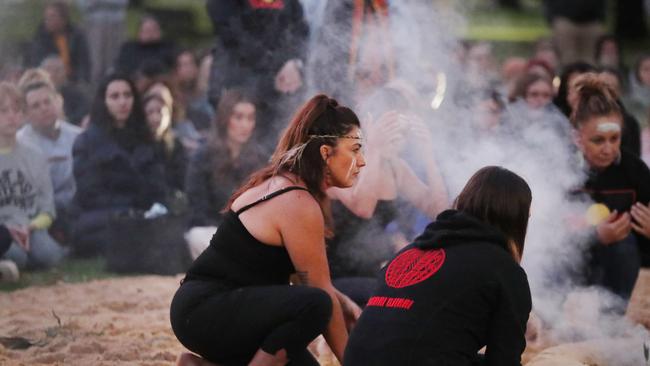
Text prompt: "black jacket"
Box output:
[[114, 40, 177, 77], [71, 125, 167, 242], [185, 143, 265, 228], [345, 210, 531, 366], [28, 24, 91, 83], [581, 150, 650, 266]]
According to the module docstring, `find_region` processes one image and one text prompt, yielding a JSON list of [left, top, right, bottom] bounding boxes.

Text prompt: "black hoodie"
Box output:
[[344, 210, 531, 366]]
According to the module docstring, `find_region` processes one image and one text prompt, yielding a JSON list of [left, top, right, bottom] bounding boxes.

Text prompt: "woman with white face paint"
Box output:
[[570, 73, 650, 306], [326, 85, 449, 306]]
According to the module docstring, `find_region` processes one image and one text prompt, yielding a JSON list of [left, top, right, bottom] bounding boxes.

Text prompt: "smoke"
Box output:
[[304, 0, 649, 359]]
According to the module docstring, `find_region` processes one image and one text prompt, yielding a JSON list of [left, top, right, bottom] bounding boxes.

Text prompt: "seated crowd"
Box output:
[[0, 1, 650, 364]]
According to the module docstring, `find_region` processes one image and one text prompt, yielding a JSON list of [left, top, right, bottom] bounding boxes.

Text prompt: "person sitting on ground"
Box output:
[[143, 93, 187, 194], [144, 80, 203, 154], [0, 81, 65, 270], [184, 89, 266, 259], [173, 49, 215, 134], [40, 55, 90, 126], [570, 73, 650, 307], [71, 74, 166, 257], [344, 166, 532, 366], [17, 75, 82, 243], [0, 224, 23, 282], [170, 94, 364, 366]]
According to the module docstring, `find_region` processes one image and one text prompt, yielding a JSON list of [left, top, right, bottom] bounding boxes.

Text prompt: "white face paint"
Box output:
[[596, 122, 621, 133], [346, 157, 357, 181]]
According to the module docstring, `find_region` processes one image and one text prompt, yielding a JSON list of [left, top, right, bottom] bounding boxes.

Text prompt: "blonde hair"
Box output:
[[17, 68, 54, 92]]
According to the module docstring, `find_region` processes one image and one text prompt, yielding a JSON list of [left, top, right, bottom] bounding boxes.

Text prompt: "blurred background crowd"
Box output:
[[0, 0, 649, 331]]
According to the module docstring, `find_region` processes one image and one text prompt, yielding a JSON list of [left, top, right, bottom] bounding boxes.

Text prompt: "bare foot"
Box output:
[[176, 352, 220, 366]]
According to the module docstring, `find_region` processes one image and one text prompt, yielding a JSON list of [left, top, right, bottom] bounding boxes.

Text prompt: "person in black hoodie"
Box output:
[[345, 166, 532, 366], [569, 74, 650, 303]]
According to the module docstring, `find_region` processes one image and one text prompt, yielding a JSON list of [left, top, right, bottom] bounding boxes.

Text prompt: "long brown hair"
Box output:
[[570, 73, 621, 129], [209, 89, 259, 181], [226, 94, 361, 232], [211, 89, 257, 148], [454, 166, 532, 260]]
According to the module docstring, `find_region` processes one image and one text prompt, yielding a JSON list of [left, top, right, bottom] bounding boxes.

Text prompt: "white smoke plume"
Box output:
[[304, 0, 650, 359]]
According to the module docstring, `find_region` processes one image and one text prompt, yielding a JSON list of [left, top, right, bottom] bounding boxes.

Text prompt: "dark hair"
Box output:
[[90, 74, 153, 144], [43, 1, 71, 30], [209, 89, 258, 179], [212, 89, 256, 146], [509, 73, 552, 103], [554, 62, 596, 117], [227, 94, 361, 232], [454, 166, 532, 259], [570, 73, 622, 129]]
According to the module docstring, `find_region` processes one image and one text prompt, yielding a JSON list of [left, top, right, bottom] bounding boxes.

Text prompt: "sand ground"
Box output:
[[0, 270, 648, 365]]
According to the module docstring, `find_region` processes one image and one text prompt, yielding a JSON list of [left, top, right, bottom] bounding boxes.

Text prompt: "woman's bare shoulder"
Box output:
[[231, 175, 317, 213]]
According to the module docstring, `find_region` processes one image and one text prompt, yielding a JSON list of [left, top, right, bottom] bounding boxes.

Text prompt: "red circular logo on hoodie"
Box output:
[[385, 248, 446, 288]]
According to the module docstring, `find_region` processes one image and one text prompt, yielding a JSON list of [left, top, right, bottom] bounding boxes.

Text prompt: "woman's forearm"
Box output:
[[322, 286, 349, 362]]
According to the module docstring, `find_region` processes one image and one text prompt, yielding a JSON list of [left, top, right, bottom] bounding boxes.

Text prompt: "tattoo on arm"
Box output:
[[296, 271, 310, 285]]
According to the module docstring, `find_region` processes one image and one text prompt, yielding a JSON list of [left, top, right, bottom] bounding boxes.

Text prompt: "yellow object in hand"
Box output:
[[586, 203, 610, 226]]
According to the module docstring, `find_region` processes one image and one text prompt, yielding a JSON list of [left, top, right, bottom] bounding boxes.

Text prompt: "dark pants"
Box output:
[[170, 280, 332, 365], [589, 234, 640, 304]]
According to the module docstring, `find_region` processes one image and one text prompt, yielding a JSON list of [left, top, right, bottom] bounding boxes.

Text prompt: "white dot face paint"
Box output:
[[596, 122, 621, 133]]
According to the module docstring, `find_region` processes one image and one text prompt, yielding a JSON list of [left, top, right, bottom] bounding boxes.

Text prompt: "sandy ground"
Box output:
[[0, 270, 648, 366], [0, 275, 185, 365]]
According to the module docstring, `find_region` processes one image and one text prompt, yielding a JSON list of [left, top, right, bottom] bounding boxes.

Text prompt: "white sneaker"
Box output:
[[0, 260, 19, 282]]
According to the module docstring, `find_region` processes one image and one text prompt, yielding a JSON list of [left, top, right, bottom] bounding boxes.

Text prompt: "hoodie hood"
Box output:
[[413, 210, 510, 253]]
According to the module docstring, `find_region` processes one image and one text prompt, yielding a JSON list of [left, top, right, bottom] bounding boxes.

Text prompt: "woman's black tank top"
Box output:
[[184, 186, 309, 288]]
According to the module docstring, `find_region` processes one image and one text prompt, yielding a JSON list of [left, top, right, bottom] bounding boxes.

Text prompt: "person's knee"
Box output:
[[3, 244, 28, 269], [28, 231, 65, 269], [300, 287, 333, 329]]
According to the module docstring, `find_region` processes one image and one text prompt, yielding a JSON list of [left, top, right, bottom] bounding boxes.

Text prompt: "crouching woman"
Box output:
[[345, 166, 532, 366]]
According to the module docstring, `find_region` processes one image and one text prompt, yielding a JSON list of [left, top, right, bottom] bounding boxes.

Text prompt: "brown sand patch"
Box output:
[[0, 270, 648, 365], [0, 275, 186, 365]]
